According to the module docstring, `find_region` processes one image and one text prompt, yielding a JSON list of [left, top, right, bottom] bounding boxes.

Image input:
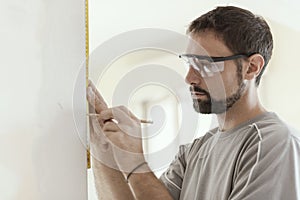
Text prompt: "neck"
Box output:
[[216, 87, 267, 132]]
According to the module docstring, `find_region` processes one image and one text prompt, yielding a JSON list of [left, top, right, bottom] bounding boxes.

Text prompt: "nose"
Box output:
[[185, 66, 202, 85]]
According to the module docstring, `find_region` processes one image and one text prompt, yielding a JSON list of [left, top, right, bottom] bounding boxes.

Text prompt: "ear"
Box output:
[[244, 54, 265, 80]]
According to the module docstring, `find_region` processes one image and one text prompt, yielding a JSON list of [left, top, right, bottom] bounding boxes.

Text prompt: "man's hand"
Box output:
[[87, 80, 147, 174], [99, 105, 147, 173], [87, 80, 173, 200], [87, 80, 118, 169]]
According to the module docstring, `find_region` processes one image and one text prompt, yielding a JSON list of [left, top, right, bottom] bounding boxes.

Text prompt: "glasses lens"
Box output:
[[181, 55, 224, 77]]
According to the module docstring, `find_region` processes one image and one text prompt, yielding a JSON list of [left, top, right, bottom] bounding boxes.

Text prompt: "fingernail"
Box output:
[[87, 87, 92, 94]]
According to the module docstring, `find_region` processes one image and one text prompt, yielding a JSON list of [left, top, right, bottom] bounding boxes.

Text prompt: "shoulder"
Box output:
[[230, 113, 300, 199], [237, 112, 300, 165], [253, 112, 300, 145]]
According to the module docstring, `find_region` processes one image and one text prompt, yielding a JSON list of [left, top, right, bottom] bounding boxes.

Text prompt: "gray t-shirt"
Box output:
[[160, 112, 300, 200]]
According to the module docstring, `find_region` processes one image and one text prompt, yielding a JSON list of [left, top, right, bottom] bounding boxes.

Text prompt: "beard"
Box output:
[[191, 67, 246, 114]]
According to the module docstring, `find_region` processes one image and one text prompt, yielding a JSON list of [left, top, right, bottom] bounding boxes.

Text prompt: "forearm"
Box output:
[[93, 159, 135, 200], [93, 159, 173, 200], [126, 166, 173, 200]]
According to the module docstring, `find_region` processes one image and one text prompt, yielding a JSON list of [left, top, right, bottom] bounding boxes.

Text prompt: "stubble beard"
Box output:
[[192, 64, 246, 114]]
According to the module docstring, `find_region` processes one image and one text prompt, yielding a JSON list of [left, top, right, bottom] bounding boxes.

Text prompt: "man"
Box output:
[[87, 6, 300, 200]]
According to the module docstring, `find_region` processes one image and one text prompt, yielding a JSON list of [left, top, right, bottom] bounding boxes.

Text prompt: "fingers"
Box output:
[[102, 121, 120, 132], [90, 117, 106, 143], [117, 106, 140, 122], [86, 80, 138, 124], [87, 80, 108, 113], [90, 115, 119, 139], [88, 79, 103, 100], [100, 106, 139, 125], [98, 108, 124, 132], [100, 108, 123, 123]]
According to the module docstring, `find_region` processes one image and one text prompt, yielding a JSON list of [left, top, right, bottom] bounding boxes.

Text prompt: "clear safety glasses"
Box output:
[[179, 53, 252, 77]]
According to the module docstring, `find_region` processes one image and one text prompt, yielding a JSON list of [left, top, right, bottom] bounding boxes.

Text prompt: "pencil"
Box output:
[[87, 113, 153, 124]]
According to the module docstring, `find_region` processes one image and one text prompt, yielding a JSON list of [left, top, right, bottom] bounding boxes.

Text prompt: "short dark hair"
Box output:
[[188, 6, 273, 86]]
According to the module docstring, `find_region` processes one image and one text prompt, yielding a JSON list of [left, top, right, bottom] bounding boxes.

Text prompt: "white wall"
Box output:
[[0, 1, 87, 199], [260, 21, 300, 129]]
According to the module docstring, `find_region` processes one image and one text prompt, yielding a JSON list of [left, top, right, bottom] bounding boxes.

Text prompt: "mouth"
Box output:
[[191, 92, 207, 99], [190, 86, 209, 99]]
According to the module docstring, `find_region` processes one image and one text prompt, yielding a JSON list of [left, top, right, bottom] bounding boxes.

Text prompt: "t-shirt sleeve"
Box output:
[[229, 125, 300, 200], [159, 144, 190, 200]]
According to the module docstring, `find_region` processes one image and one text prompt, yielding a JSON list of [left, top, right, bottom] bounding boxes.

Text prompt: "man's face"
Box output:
[[184, 31, 246, 114]]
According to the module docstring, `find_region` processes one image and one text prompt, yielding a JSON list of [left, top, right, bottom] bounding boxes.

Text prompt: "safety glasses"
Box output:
[[179, 53, 252, 77]]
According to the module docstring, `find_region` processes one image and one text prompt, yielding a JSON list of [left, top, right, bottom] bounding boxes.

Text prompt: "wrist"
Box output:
[[114, 149, 147, 172], [124, 161, 151, 183]]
